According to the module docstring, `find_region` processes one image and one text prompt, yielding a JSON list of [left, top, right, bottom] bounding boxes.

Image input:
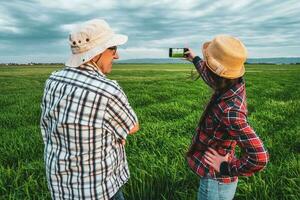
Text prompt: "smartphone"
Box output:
[[169, 48, 188, 58]]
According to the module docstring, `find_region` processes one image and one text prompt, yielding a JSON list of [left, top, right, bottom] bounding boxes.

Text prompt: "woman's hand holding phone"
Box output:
[[184, 48, 196, 62]]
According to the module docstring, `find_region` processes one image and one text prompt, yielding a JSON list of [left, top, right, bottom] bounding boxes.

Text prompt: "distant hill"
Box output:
[[246, 57, 300, 64], [117, 57, 300, 64]]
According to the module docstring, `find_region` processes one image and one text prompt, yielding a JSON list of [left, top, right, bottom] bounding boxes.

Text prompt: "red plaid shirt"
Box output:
[[186, 57, 269, 183]]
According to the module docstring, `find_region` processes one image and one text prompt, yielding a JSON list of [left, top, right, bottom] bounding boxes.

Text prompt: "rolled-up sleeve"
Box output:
[[106, 88, 138, 140]]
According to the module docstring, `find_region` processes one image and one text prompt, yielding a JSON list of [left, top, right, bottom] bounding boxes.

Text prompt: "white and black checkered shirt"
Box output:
[[40, 63, 138, 200]]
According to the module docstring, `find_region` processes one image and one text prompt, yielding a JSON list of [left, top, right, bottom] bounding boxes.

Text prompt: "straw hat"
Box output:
[[202, 35, 247, 79], [65, 19, 128, 67]]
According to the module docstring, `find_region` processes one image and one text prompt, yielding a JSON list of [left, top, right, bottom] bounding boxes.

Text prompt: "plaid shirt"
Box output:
[[40, 63, 138, 199], [186, 56, 269, 183]]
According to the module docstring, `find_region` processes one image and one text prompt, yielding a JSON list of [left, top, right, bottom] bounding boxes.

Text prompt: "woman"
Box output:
[[185, 35, 269, 200], [40, 19, 139, 200]]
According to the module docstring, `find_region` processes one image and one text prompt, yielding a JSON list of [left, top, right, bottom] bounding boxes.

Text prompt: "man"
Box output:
[[40, 19, 139, 200]]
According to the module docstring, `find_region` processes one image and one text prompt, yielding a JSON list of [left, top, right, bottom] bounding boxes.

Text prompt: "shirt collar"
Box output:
[[216, 78, 245, 101]]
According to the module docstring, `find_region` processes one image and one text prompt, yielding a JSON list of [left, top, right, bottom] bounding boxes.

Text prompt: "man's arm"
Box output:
[[121, 123, 139, 145], [129, 123, 139, 135], [106, 86, 139, 140]]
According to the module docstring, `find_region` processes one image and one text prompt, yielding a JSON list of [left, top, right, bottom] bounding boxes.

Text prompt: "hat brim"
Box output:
[[202, 41, 210, 63], [65, 34, 128, 68]]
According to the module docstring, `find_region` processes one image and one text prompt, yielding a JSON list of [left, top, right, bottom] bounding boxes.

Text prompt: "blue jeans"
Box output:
[[197, 177, 238, 200], [110, 189, 125, 200]]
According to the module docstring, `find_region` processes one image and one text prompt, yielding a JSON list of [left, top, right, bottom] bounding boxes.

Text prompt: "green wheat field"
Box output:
[[0, 63, 299, 200]]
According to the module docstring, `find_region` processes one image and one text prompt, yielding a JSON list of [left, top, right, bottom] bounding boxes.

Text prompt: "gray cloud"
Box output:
[[0, 0, 300, 63]]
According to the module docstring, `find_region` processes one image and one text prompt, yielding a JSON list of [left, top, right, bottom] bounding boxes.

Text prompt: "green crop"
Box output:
[[0, 63, 299, 199]]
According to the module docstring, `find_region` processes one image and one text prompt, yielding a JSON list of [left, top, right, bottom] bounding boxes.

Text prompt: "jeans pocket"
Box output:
[[198, 178, 209, 200], [218, 181, 238, 200]]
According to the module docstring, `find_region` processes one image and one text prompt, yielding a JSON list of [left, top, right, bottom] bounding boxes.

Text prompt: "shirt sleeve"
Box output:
[[40, 120, 47, 144], [192, 56, 216, 88], [40, 80, 49, 145], [221, 109, 269, 177], [106, 87, 138, 140]]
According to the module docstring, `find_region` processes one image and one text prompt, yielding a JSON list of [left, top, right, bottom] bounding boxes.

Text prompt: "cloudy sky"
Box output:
[[0, 0, 300, 63]]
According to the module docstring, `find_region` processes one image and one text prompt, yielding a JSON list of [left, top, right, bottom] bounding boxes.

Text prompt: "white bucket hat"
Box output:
[[65, 19, 128, 67]]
